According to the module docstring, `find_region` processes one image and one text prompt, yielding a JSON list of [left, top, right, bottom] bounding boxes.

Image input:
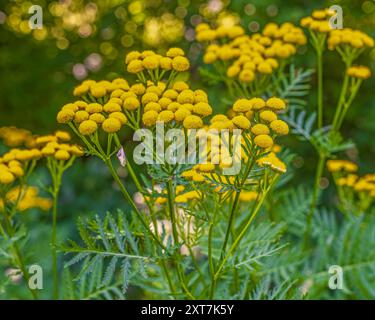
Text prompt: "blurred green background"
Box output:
[[0, 0, 374, 298]]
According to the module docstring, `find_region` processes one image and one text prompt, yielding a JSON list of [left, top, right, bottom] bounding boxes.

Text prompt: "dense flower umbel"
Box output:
[[0, 186, 52, 212], [0, 129, 83, 186], [300, 8, 374, 52], [36, 131, 84, 160], [181, 96, 288, 189], [300, 9, 334, 33], [57, 79, 131, 133], [142, 81, 212, 129], [347, 66, 372, 80], [328, 29, 374, 51], [328, 159, 375, 214], [58, 49, 204, 135], [0, 127, 35, 148], [196, 22, 306, 84], [125, 48, 190, 85], [327, 159, 358, 173]]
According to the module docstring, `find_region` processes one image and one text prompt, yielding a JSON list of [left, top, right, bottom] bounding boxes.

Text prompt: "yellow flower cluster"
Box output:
[[195, 23, 245, 42], [0, 142, 44, 186], [347, 65, 372, 80], [0, 186, 52, 212], [328, 29, 374, 51], [0, 130, 83, 185], [0, 127, 35, 148], [141, 81, 212, 129], [181, 164, 217, 183], [257, 152, 287, 174], [180, 97, 288, 184], [57, 89, 130, 135], [72, 78, 129, 99], [182, 163, 267, 198], [336, 174, 374, 193], [300, 8, 374, 51], [0, 160, 25, 185], [329, 160, 375, 213], [57, 51, 210, 140], [238, 190, 258, 202], [327, 159, 358, 173], [158, 183, 258, 205], [125, 48, 190, 74], [225, 97, 289, 148], [147, 185, 201, 205], [36, 131, 84, 160], [262, 23, 307, 45], [224, 190, 259, 202], [175, 189, 202, 204], [351, 174, 375, 196], [329, 160, 375, 195], [197, 22, 305, 83], [300, 9, 334, 33]]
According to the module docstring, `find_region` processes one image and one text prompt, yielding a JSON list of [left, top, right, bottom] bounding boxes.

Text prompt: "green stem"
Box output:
[[317, 50, 324, 129], [166, 179, 195, 300], [105, 158, 166, 250], [51, 190, 59, 300], [220, 192, 240, 260], [304, 153, 326, 248], [331, 72, 350, 132], [220, 159, 255, 259], [208, 200, 219, 278], [149, 209, 176, 298], [47, 159, 64, 300], [209, 175, 278, 299], [336, 80, 362, 131]]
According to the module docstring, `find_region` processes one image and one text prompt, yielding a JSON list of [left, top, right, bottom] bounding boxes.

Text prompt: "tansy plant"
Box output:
[[196, 9, 374, 247], [298, 8, 374, 246], [196, 22, 307, 98], [36, 131, 84, 299], [55, 46, 293, 299], [52, 13, 374, 299], [0, 127, 82, 299], [3, 8, 375, 301]]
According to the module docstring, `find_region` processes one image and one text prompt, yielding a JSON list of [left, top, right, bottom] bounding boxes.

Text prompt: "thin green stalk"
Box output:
[[220, 192, 240, 260], [47, 159, 64, 300], [317, 50, 324, 129], [304, 153, 326, 248], [219, 159, 255, 259], [209, 175, 278, 299], [331, 72, 350, 131], [208, 200, 219, 278], [149, 207, 176, 298], [336, 80, 362, 131], [309, 31, 326, 129], [166, 179, 195, 300], [105, 158, 166, 250], [144, 180, 176, 298], [51, 189, 59, 299], [186, 244, 206, 285]]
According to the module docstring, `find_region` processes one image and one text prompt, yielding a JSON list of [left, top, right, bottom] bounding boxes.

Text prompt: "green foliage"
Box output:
[[273, 65, 314, 108], [60, 211, 150, 296], [283, 106, 354, 156]]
